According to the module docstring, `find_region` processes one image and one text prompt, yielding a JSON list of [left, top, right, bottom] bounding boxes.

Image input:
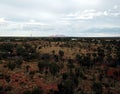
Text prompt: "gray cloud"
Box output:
[[0, 0, 120, 36]]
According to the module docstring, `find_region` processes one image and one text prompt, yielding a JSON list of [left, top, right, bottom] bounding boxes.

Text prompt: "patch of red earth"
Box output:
[[34, 78, 58, 92], [10, 73, 28, 83], [9, 73, 31, 91], [1, 66, 58, 93], [107, 68, 120, 80], [0, 79, 7, 87]]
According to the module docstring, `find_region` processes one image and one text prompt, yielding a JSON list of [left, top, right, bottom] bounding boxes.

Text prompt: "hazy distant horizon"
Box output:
[[0, 0, 120, 37]]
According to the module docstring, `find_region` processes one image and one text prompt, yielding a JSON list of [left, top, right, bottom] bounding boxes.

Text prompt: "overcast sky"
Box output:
[[0, 0, 120, 37]]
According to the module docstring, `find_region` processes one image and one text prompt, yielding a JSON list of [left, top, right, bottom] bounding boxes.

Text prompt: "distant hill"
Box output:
[[49, 34, 66, 37]]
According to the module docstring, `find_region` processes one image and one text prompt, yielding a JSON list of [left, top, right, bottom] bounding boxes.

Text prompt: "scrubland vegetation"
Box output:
[[0, 37, 120, 94]]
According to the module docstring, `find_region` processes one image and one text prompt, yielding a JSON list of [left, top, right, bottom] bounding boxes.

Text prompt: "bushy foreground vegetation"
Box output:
[[0, 37, 120, 94]]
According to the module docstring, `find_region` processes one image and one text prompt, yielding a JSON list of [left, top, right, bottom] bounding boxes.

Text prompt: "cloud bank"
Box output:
[[0, 0, 120, 37]]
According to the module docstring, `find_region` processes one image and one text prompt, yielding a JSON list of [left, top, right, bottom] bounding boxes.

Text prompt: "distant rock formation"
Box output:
[[49, 34, 66, 37]]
